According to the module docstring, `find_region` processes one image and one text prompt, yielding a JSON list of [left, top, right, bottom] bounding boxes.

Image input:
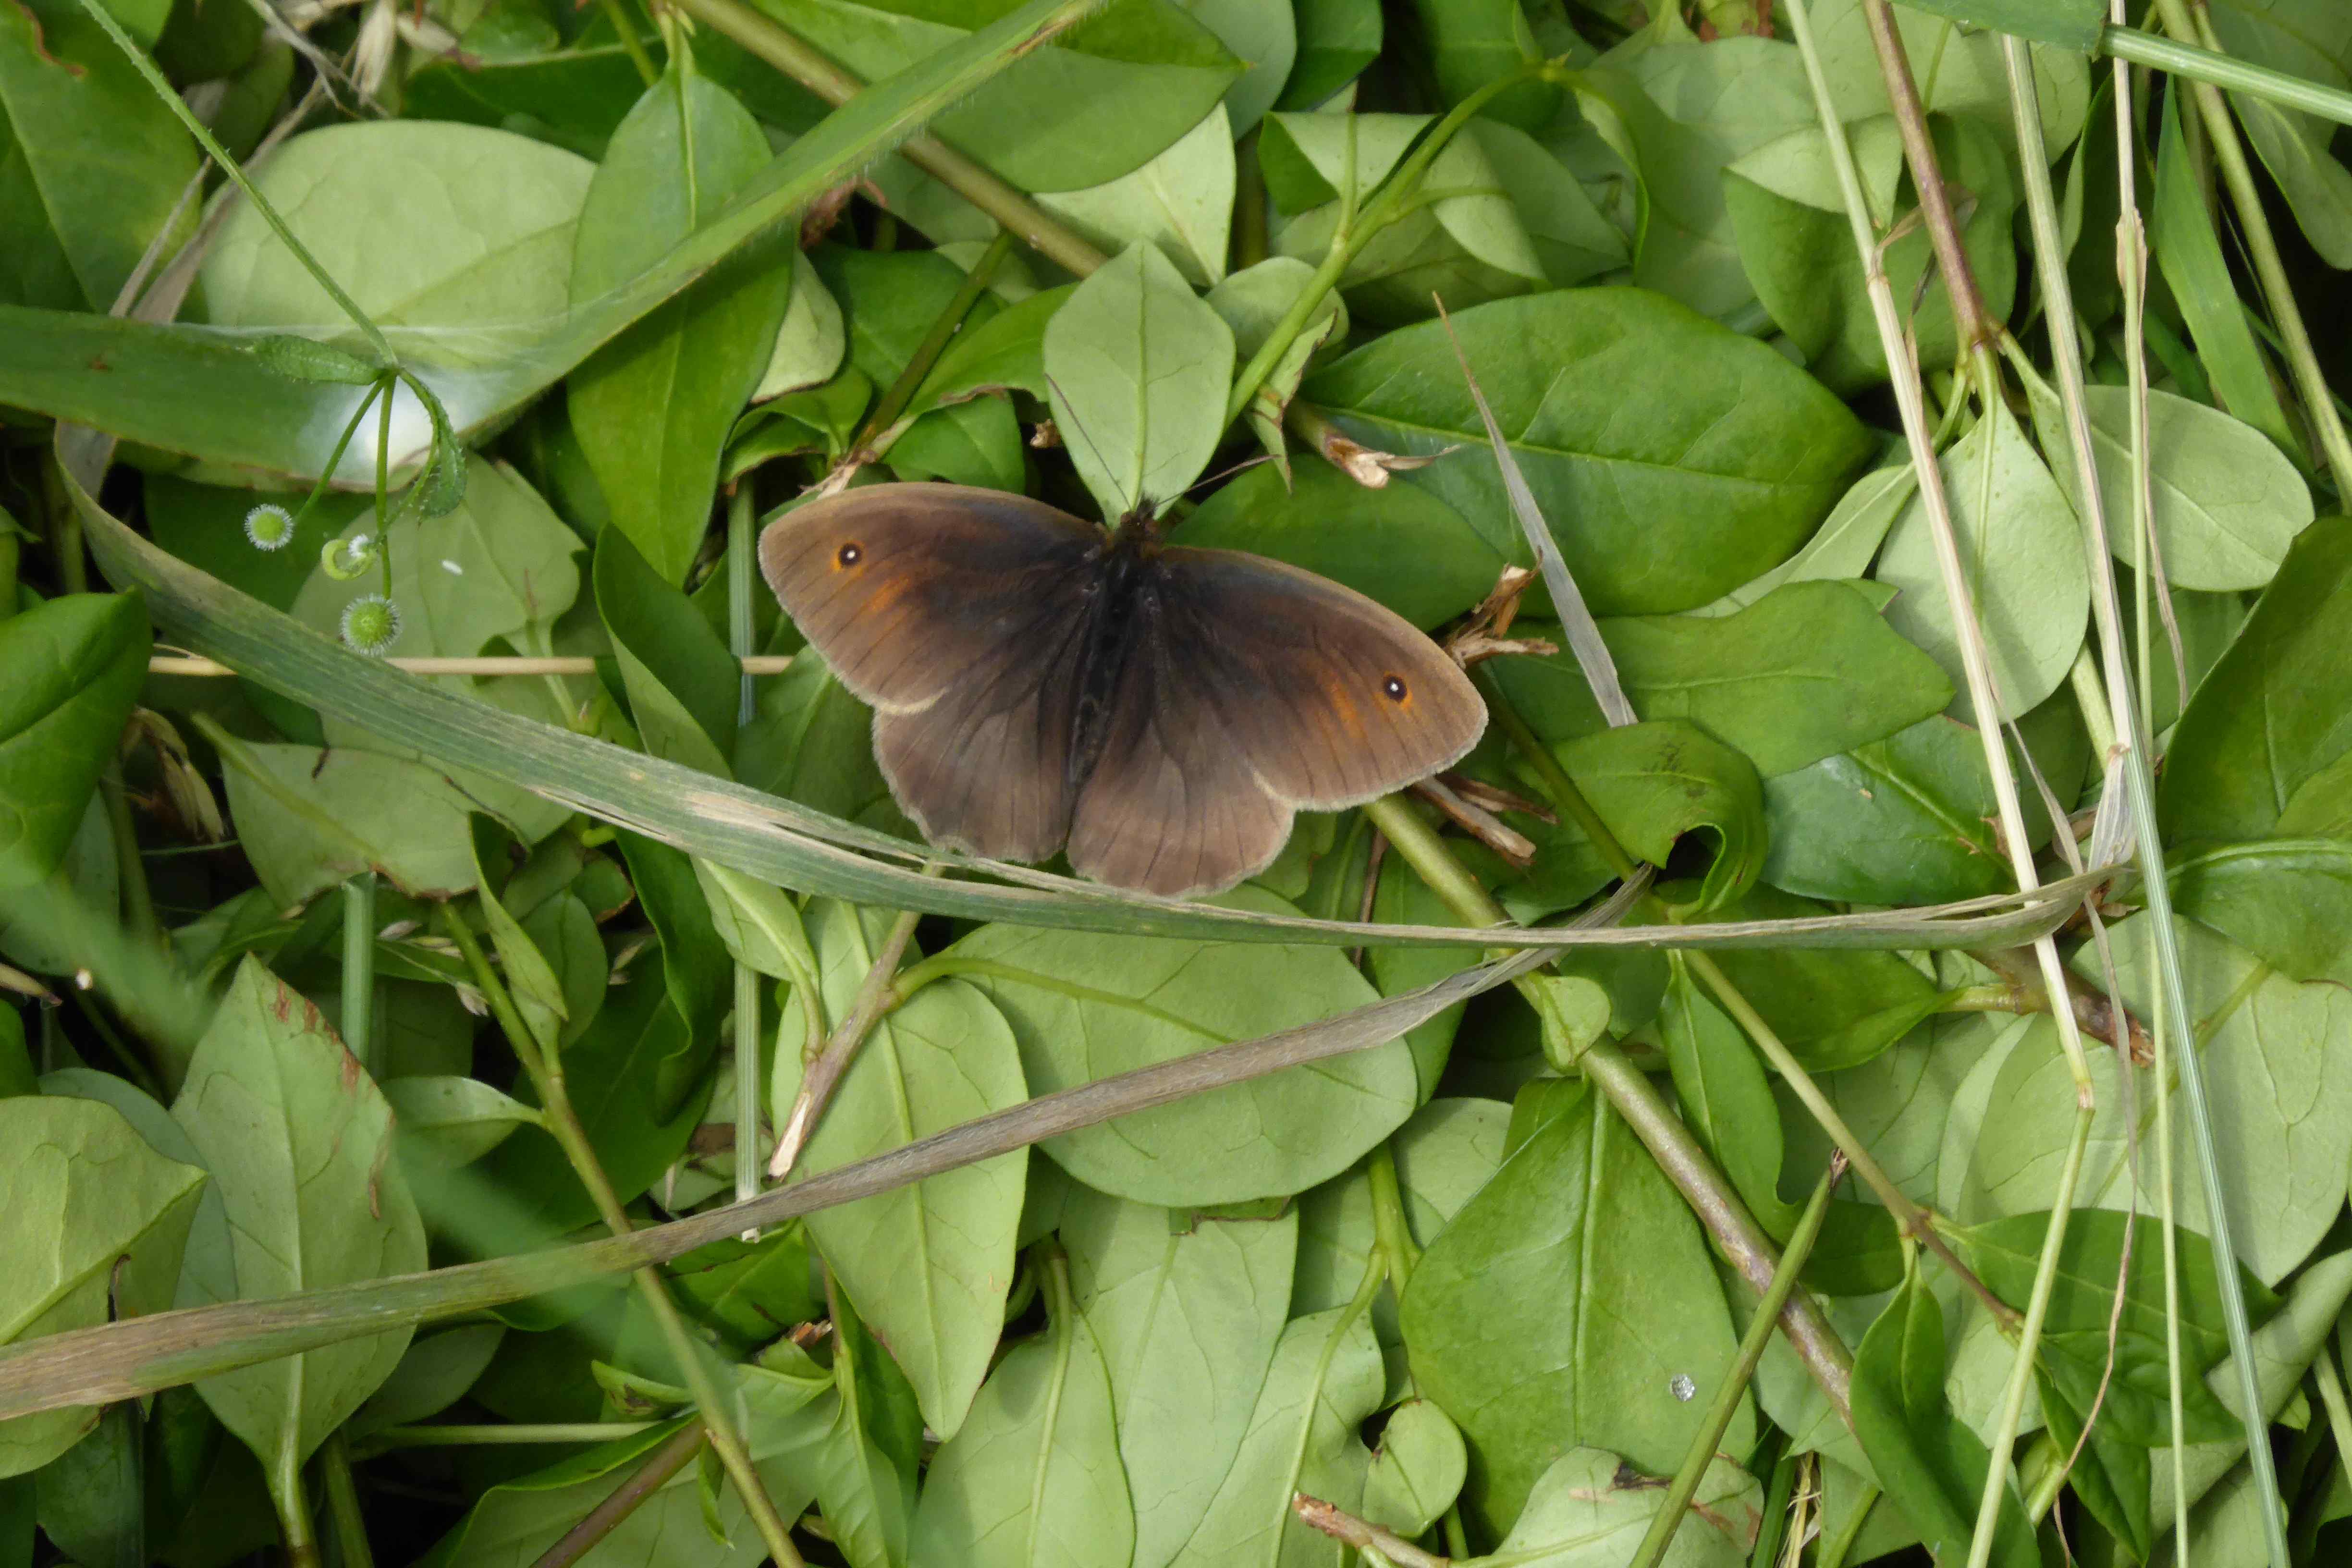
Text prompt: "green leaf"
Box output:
[[748, 0, 1241, 193], [1476, 1447, 1761, 1567], [1660, 957, 1799, 1238], [1037, 105, 1236, 286], [785, 901, 1027, 1439], [593, 525, 736, 774], [1557, 720, 1766, 912], [1685, 885, 1947, 1072], [1279, 0, 1380, 110], [1944, 916, 2352, 1286], [1406, 0, 1551, 130], [199, 122, 595, 369], [2161, 518, 2352, 843], [37, 1066, 234, 1308], [1178, 0, 1291, 134], [208, 730, 485, 907], [1173, 459, 1501, 630], [1361, 1399, 1467, 1537], [1954, 1209, 2274, 1446], [1166, 1303, 1384, 1566], [1064, 1187, 1294, 1568], [1302, 288, 1873, 615], [0, 1097, 205, 1478], [1265, 111, 1549, 323], [1401, 1088, 1751, 1534], [1850, 1270, 2036, 1568], [0, 592, 147, 890], [1696, 464, 1913, 617], [1492, 582, 1951, 779], [382, 1075, 543, 1167], [0, 0, 198, 312], [172, 958, 427, 1508], [2173, 839, 2352, 987], [1292, 1097, 1508, 1346], [1045, 242, 1236, 518], [1891, 0, 2101, 49], [755, 251, 846, 403], [1875, 400, 2090, 723], [908, 1290, 1133, 1568], [944, 888, 1417, 1206], [734, 653, 912, 836], [910, 284, 1069, 416], [2150, 86, 2300, 463], [14, 0, 1103, 482], [349, 1323, 506, 1435], [1762, 707, 2079, 906], [1727, 116, 2015, 393], [285, 455, 584, 658], [2027, 384, 2313, 592], [569, 66, 791, 584]]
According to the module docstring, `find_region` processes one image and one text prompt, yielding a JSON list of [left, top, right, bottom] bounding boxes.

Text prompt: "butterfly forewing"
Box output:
[[1065, 548, 1487, 897], [759, 485, 1103, 861]]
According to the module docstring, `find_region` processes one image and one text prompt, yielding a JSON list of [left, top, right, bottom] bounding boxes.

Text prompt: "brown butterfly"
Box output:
[[759, 482, 1487, 899]]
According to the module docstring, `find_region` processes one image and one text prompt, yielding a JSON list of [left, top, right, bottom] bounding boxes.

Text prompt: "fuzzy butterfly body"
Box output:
[[760, 482, 1487, 898]]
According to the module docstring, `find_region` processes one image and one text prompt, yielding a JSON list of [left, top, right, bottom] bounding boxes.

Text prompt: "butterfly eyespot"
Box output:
[[1382, 675, 1409, 702], [836, 543, 863, 568]]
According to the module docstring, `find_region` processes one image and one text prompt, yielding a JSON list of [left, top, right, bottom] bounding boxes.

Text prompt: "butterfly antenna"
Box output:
[[1183, 451, 1279, 497], [1042, 372, 1119, 497]]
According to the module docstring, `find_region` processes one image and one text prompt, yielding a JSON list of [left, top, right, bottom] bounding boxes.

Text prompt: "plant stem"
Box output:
[[528, 1421, 707, 1568], [852, 228, 1015, 454], [2149, 0, 2352, 488], [1364, 1142, 1421, 1289], [341, 874, 376, 1074], [2002, 22, 2285, 1562], [772, 902, 925, 1177], [1629, 1167, 1837, 1568], [1290, 1496, 1446, 1567], [360, 1422, 657, 1451], [98, 765, 157, 945], [433, 903, 806, 1568], [600, 0, 661, 86], [319, 1432, 373, 1568], [664, 0, 1109, 276], [1860, 0, 1997, 354], [2102, 24, 2352, 132], [0, 526, 18, 618], [1358, 795, 1858, 1424]]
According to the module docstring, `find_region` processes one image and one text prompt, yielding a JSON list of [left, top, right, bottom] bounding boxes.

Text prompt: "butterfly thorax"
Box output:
[[1066, 521, 1163, 792]]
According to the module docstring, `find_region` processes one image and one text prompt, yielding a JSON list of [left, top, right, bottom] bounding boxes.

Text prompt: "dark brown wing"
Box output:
[[759, 483, 1103, 862], [1066, 547, 1487, 898]]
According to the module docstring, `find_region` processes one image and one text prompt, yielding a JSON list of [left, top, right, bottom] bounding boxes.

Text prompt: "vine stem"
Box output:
[[432, 905, 807, 1568], [665, 0, 1109, 277], [1360, 794, 1858, 1424], [600, 0, 661, 87], [2147, 0, 2352, 489], [529, 1421, 708, 1568], [341, 874, 376, 1075], [1999, 24, 2285, 1566], [1629, 1166, 1838, 1568], [771, 899, 927, 1178]]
